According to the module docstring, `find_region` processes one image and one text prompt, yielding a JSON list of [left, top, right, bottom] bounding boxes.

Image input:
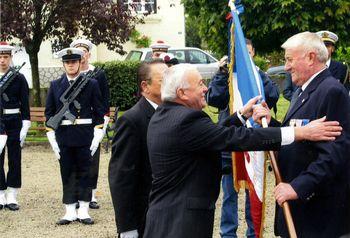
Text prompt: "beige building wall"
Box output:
[[96, 0, 185, 61], [12, 0, 185, 87]]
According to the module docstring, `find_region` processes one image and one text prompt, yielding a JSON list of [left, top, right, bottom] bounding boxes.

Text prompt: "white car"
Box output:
[[125, 47, 219, 79]]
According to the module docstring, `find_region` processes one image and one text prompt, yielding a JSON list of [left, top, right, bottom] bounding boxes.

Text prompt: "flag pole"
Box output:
[[228, 1, 297, 237], [261, 118, 297, 238]]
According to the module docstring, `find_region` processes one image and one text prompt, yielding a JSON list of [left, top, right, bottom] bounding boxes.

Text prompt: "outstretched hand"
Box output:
[[295, 116, 342, 141], [240, 95, 262, 119]]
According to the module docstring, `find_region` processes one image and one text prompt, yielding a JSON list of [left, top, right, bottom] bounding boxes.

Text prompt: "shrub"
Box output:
[[130, 29, 151, 48], [254, 55, 269, 72], [334, 46, 350, 65], [94, 61, 141, 110]]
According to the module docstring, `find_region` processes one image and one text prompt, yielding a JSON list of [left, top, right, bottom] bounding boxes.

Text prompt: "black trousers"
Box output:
[[59, 145, 92, 204], [0, 116, 21, 190], [90, 145, 100, 190]]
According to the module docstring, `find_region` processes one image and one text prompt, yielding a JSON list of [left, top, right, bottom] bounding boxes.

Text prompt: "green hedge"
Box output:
[[94, 61, 141, 111]]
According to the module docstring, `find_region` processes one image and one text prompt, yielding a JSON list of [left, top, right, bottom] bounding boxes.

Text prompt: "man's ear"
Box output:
[[177, 88, 186, 100], [140, 80, 149, 94], [308, 51, 317, 64]]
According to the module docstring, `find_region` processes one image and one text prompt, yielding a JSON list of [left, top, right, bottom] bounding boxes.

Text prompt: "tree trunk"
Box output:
[[28, 52, 41, 106]]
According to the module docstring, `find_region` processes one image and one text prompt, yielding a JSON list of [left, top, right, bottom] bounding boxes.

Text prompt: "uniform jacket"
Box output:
[[1, 72, 30, 136], [329, 60, 348, 82], [45, 74, 104, 147], [143, 102, 281, 238], [274, 69, 350, 238], [108, 96, 154, 235]]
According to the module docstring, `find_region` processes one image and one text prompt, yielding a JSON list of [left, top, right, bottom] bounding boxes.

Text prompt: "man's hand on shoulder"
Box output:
[[294, 116, 342, 141]]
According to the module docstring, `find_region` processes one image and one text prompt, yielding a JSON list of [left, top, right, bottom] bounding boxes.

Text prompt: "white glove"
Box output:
[[46, 131, 60, 160], [0, 135, 8, 155], [90, 128, 104, 156], [120, 230, 138, 238], [102, 115, 110, 137], [20, 120, 31, 147]]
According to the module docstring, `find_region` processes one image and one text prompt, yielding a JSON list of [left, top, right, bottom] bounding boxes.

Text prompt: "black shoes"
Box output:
[[56, 218, 94, 225], [56, 219, 74, 225], [78, 218, 94, 225], [89, 201, 100, 209], [6, 203, 19, 211], [77, 202, 100, 209]]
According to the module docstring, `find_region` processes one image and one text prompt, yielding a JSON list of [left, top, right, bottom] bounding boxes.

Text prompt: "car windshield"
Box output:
[[125, 51, 143, 61]]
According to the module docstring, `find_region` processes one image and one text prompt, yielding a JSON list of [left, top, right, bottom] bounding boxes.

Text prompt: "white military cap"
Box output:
[[70, 39, 93, 51], [56, 48, 84, 61], [316, 30, 338, 44], [150, 40, 170, 52], [0, 42, 14, 55]]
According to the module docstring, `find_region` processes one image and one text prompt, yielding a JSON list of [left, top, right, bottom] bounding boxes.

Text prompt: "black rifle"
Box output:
[[0, 62, 26, 102], [46, 67, 102, 130]]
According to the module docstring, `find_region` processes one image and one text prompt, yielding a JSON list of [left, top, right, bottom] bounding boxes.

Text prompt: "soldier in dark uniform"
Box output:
[[0, 42, 30, 211], [45, 48, 105, 225], [316, 30, 349, 92], [70, 39, 110, 209]]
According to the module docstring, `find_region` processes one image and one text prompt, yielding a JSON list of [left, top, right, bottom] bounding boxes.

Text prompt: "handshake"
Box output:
[[240, 96, 342, 142]]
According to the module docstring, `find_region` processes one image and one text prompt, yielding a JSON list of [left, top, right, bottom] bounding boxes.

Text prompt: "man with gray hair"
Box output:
[[260, 31, 350, 237], [143, 64, 343, 238]]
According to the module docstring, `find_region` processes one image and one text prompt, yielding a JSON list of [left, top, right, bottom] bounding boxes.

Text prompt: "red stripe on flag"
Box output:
[[232, 152, 248, 191], [245, 152, 264, 238]]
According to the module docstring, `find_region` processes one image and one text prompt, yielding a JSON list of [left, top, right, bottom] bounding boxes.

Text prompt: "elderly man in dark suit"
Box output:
[[108, 59, 167, 238], [261, 31, 350, 237], [143, 63, 342, 238]]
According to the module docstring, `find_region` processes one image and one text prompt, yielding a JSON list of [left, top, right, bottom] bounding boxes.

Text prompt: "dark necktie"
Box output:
[[69, 80, 74, 85]]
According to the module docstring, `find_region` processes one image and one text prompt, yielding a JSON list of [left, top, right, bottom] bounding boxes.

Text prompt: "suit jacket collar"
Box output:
[[139, 96, 156, 118], [282, 69, 332, 125]]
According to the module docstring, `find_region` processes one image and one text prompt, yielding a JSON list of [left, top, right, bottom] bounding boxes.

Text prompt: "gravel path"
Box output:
[[0, 145, 277, 238]]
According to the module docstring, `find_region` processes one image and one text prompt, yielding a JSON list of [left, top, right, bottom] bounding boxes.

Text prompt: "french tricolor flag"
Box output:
[[228, 1, 267, 237]]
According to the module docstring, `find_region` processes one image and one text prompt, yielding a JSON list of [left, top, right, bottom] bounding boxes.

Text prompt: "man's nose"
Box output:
[[203, 85, 208, 93], [284, 63, 291, 72]]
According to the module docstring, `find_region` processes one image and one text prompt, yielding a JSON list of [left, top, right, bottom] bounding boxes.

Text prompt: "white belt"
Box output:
[[3, 108, 20, 114], [61, 118, 92, 126]]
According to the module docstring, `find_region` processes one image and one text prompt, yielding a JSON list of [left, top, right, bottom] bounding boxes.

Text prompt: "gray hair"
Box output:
[[161, 64, 196, 102], [281, 31, 328, 63]]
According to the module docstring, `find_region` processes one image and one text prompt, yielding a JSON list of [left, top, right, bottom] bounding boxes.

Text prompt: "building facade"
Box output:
[[12, 0, 185, 88]]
